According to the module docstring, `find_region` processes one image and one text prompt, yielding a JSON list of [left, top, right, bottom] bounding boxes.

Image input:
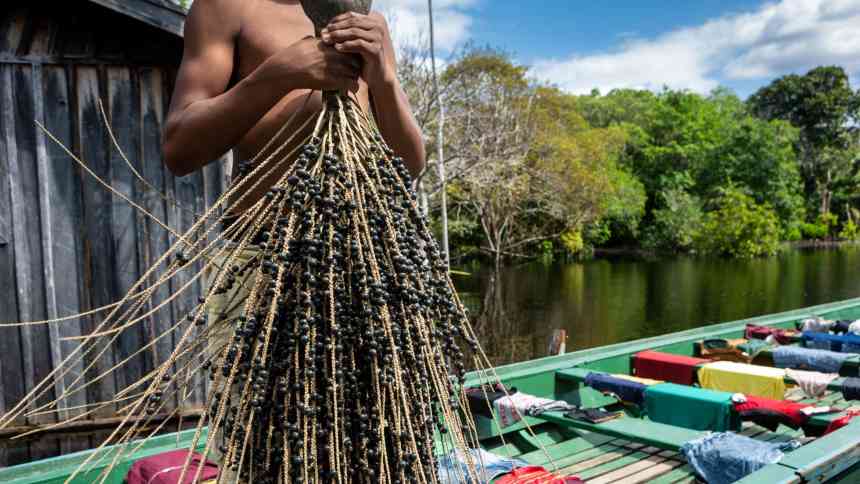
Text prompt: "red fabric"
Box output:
[[631, 351, 709, 385], [496, 466, 584, 484], [733, 395, 809, 427], [745, 324, 796, 345], [126, 450, 218, 484], [824, 410, 860, 435]]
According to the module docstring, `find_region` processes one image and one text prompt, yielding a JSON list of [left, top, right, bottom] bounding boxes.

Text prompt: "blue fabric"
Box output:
[[773, 346, 849, 373], [802, 331, 860, 353], [843, 378, 860, 401], [681, 432, 800, 484], [437, 448, 527, 483], [584, 372, 648, 405]]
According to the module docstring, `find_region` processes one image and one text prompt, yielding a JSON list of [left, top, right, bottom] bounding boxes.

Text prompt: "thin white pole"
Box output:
[[427, 0, 450, 267]]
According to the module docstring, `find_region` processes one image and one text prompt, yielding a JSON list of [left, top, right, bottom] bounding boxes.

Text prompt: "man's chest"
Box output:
[[235, 3, 316, 79]]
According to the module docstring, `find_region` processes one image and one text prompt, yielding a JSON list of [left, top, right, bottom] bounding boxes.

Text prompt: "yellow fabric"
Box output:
[[697, 361, 788, 400], [613, 374, 663, 386]]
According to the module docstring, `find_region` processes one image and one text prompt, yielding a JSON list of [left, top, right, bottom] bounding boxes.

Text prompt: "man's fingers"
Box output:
[[322, 27, 379, 45], [324, 14, 378, 34], [335, 39, 380, 57]]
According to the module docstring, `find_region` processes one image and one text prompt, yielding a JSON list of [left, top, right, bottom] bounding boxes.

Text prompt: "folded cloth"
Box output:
[[833, 320, 854, 334], [126, 450, 218, 484], [584, 372, 648, 405], [737, 339, 771, 359], [681, 432, 800, 484], [698, 361, 788, 400], [745, 324, 797, 345], [786, 368, 839, 398], [494, 392, 556, 428], [612, 374, 663, 385], [773, 346, 849, 374], [437, 448, 528, 484], [843, 378, 860, 401], [527, 400, 577, 417], [824, 410, 860, 436], [632, 351, 709, 385], [495, 466, 584, 484], [801, 317, 833, 334], [465, 384, 516, 418], [644, 383, 740, 432], [699, 338, 750, 362], [733, 395, 811, 431], [802, 331, 860, 353]]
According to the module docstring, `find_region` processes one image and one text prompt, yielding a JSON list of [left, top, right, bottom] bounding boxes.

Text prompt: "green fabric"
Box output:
[[644, 383, 740, 432], [738, 339, 771, 358]]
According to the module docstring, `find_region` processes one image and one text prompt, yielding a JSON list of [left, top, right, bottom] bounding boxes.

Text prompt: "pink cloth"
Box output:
[[496, 465, 584, 484], [126, 450, 218, 484]]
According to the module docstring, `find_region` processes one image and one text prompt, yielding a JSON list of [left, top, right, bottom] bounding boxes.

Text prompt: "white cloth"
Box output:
[[786, 368, 839, 398], [493, 392, 556, 428], [802, 317, 833, 334], [850, 320, 860, 336]]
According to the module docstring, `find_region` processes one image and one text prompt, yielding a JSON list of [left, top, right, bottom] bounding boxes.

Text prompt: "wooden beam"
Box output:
[[87, 0, 185, 38], [0, 408, 203, 438]]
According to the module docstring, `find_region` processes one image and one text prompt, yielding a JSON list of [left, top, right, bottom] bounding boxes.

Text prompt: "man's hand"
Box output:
[[321, 12, 397, 88], [271, 37, 361, 92]]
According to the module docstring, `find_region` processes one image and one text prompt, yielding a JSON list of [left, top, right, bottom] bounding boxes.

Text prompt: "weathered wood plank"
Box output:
[[76, 65, 119, 416], [0, 7, 28, 55], [138, 66, 179, 410], [32, 62, 78, 437], [11, 61, 61, 462], [26, 13, 54, 57], [40, 64, 89, 424], [587, 455, 672, 484], [88, 0, 186, 38], [0, 61, 29, 468], [11, 63, 55, 421], [106, 65, 146, 395]]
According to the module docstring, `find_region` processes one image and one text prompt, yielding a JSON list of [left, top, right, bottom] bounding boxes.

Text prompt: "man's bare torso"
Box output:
[[229, 0, 369, 207]]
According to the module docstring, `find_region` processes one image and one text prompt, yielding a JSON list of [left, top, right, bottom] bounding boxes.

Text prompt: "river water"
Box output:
[[455, 247, 860, 366]]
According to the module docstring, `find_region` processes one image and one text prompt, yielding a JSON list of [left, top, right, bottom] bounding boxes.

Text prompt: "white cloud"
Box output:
[[375, 0, 478, 51], [532, 0, 860, 95]]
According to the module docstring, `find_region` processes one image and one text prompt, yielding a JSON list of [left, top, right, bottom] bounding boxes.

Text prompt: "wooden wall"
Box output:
[[0, 2, 227, 466]]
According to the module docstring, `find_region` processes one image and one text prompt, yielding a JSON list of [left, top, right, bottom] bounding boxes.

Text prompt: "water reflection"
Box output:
[[456, 247, 860, 366]]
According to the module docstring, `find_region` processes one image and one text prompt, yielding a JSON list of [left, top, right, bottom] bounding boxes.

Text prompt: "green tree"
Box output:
[[604, 88, 804, 241], [748, 66, 860, 216], [642, 175, 703, 252], [695, 187, 782, 258]]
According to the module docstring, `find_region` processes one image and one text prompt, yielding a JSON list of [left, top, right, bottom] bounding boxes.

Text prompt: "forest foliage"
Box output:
[[401, 46, 860, 261]]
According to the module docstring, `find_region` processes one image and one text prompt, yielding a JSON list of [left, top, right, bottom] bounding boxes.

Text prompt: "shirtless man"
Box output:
[[163, 0, 426, 209], [161, 2, 425, 478]]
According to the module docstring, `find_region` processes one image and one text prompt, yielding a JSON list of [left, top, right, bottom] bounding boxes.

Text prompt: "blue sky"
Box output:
[[377, 0, 860, 98]]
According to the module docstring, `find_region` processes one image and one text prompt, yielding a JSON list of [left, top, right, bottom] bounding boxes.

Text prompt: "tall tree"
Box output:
[[748, 66, 860, 215]]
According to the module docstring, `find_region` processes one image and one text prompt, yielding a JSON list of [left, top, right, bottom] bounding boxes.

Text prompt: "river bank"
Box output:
[[591, 240, 860, 259]]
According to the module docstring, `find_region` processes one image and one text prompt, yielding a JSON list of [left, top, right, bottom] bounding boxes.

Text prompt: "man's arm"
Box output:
[[163, 0, 361, 176], [323, 12, 427, 178]]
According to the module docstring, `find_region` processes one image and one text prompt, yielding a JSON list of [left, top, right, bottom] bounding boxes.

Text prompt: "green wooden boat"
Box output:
[[3, 298, 860, 483]]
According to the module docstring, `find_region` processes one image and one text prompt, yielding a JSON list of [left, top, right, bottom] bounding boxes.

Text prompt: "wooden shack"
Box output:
[[0, 0, 228, 466]]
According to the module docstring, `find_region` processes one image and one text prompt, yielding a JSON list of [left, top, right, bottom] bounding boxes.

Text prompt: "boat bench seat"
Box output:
[[534, 410, 705, 452]]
